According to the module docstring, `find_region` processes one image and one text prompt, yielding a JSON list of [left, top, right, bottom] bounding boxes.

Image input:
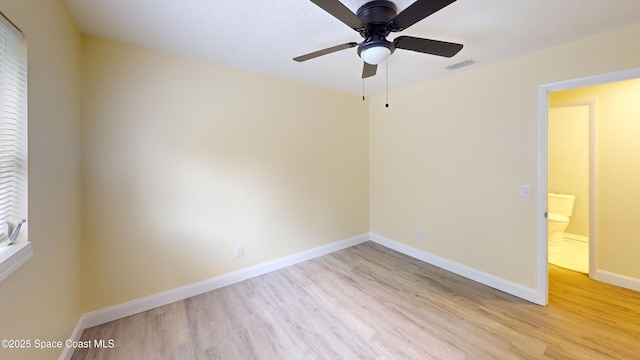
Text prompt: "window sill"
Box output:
[[0, 242, 33, 282]]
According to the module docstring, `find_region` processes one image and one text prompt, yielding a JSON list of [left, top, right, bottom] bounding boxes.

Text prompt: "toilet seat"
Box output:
[[548, 212, 569, 223]]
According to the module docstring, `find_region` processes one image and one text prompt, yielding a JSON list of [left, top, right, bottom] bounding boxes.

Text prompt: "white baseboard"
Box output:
[[563, 233, 589, 243], [59, 315, 87, 360], [63, 232, 549, 359], [595, 269, 640, 292], [370, 233, 542, 304], [60, 233, 370, 360]]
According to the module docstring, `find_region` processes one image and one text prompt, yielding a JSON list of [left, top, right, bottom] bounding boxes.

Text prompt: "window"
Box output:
[[0, 10, 29, 282]]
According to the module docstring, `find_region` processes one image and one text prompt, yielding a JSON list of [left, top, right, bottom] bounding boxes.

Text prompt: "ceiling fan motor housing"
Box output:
[[356, 0, 398, 60], [356, 0, 397, 26]]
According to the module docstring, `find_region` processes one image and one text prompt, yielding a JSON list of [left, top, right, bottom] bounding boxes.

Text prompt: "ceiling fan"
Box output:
[[293, 0, 463, 78]]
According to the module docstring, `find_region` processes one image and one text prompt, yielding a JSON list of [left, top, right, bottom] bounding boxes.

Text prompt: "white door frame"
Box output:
[[536, 67, 640, 305]]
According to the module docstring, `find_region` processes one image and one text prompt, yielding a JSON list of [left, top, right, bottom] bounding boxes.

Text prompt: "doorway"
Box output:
[[547, 101, 594, 274], [536, 67, 640, 305]]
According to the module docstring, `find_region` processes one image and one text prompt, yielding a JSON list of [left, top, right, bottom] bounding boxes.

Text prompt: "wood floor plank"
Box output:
[[71, 242, 640, 359]]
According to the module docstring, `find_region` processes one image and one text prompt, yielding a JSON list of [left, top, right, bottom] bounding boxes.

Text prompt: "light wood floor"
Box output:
[[71, 242, 640, 359]]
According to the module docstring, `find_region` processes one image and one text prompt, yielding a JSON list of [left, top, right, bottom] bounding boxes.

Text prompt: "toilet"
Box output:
[[548, 193, 576, 259]]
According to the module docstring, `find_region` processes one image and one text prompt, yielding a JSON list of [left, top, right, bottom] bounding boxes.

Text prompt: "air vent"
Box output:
[[446, 59, 476, 71]]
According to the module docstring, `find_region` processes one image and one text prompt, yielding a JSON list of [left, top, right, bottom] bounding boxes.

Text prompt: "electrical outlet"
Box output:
[[235, 246, 243, 258], [417, 231, 424, 241]]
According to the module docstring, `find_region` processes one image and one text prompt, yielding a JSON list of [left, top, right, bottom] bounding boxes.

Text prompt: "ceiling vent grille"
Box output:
[[446, 59, 476, 70]]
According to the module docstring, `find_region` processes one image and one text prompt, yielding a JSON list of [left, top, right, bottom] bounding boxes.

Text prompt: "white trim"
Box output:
[[62, 233, 370, 359], [59, 316, 87, 360], [537, 67, 640, 304], [587, 99, 599, 279], [370, 233, 542, 305], [0, 242, 32, 282], [536, 84, 550, 305], [594, 270, 640, 292], [83, 233, 368, 328], [64, 232, 553, 359], [562, 233, 589, 243], [542, 68, 640, 92], [59, 225, 640, 360]]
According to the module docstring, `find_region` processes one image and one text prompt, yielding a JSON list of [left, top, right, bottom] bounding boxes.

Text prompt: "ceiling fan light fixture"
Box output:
[[295, 0, 464, 79], [361, 45, 392, 65]]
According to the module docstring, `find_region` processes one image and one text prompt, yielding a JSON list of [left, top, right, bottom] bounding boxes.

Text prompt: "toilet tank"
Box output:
[[548, 193, 576, 217]]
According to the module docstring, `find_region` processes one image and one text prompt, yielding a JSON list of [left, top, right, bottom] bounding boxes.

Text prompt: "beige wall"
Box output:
[[370, 22, 640, 288], [0, 1, 82, 359], [0, 3, 637, 357], [548, 105, 590, 237], [80, 36, 370, 312], [551, 78, 640, 279]]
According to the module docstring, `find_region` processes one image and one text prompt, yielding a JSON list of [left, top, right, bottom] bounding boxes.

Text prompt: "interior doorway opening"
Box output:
[[536, 67, 640, 305], [547, 101, 594, 275]]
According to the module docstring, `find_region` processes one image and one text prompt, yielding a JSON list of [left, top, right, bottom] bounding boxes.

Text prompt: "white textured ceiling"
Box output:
[[63, 0, 640, 95]]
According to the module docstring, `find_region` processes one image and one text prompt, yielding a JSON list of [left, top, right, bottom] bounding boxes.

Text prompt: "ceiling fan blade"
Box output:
[[310, 0, 366, 30], [394, 36, 463, 57], [389, 0, 457, 31], [293, 42, 358, 62], [362, 62, 377, 78]]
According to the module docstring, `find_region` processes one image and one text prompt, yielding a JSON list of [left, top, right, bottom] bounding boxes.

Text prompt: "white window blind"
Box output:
[[0, 12, 27, 245]]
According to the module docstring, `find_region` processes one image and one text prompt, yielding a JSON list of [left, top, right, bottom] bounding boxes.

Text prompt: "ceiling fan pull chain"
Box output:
[[385, 58, 389, 108], [362, 78, 365, 101]]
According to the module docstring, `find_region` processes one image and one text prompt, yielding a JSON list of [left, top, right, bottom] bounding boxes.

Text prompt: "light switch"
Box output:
[[520, 185, 532, 199]]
